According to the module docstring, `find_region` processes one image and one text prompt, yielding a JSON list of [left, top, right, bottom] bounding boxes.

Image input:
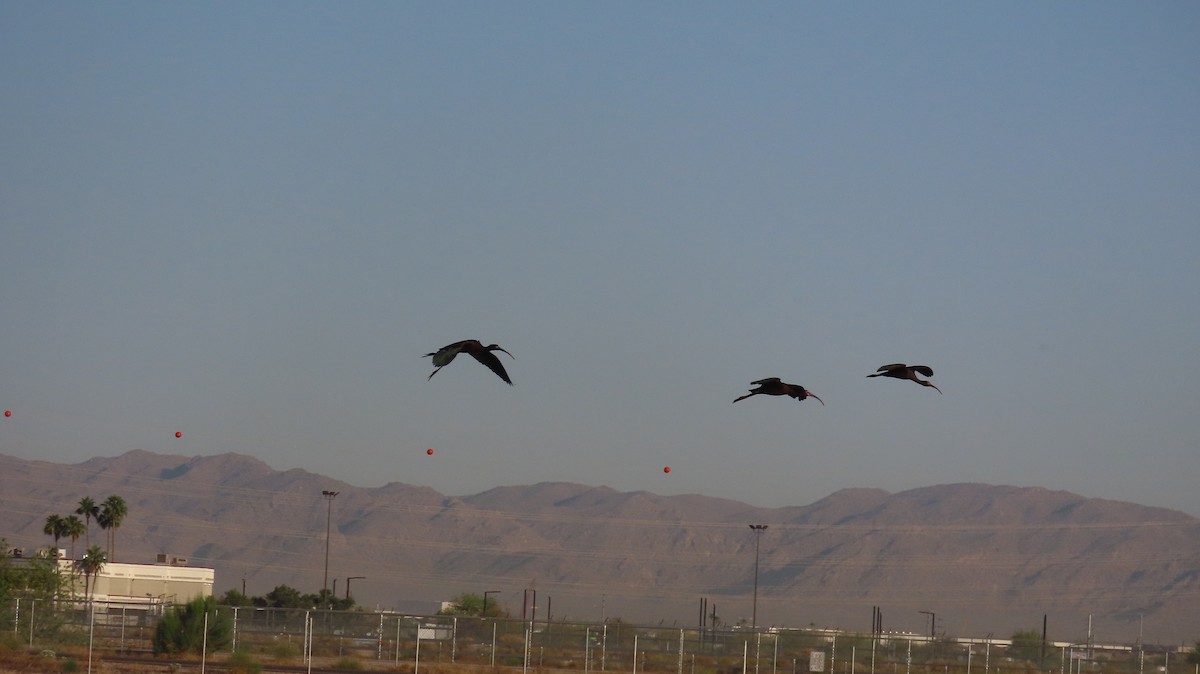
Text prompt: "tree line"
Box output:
[[34, 494, 129, 600], [39, 494, 127, 562], [216, 584, 357, 612]]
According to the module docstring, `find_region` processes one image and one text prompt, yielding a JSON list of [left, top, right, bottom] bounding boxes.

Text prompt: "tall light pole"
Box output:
[[346, 576, 365, 600], [748, 524, 768, 631], [322, 490, 339, 594]]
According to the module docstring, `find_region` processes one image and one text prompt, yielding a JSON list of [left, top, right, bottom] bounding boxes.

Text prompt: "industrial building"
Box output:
[[3, 547, 215, 613], [65, 553, 215, 612]]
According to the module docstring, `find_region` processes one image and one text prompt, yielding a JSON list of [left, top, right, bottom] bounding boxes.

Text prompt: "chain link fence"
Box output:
[[2, 599, 1169, 674]]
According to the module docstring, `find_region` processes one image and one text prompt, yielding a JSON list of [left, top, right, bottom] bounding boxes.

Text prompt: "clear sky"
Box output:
[[2, 2, 1198, 517]]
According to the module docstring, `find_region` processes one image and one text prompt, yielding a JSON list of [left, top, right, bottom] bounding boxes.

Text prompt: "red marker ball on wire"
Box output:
[[3, 410, 10, 418], [663, 466, 671, 474], [427, 448, 434, 455], [175, 431, 182, 438]]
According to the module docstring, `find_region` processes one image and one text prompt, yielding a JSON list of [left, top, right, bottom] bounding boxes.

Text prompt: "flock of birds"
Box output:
[[425, 339, 941, 401]]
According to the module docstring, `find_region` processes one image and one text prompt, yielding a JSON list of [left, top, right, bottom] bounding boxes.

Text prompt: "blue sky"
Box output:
[[2, 2, 1198, 516]]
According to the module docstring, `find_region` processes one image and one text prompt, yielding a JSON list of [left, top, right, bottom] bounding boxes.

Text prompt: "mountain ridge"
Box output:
[[1, 451, 1196, 644]]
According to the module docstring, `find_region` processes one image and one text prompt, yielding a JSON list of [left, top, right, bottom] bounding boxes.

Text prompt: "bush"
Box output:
[[333, 656, 362, 670], [153, 596, 233, 655]]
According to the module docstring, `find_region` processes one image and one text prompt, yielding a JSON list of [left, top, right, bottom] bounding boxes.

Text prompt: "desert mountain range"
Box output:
[[1, 450, 1197, 645]]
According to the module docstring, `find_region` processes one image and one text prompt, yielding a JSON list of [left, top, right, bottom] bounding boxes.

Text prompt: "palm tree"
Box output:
[[76, 545, 107, 600], [43, 514, 67, 557], [63, 515, 85, 561], [99, 495, 127, 562], [75, 496, 99, 548]]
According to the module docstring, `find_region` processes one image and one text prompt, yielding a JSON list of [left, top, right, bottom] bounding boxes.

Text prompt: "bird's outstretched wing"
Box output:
[[424, 341, 468, 380], [911, 365, 934, 377], [470, 349, 514, 385], [876, 363, 907, 373], [749, 377, 782, 385], [425, 341, 468, 367]]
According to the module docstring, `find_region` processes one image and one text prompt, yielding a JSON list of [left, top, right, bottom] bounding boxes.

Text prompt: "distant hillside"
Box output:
[[1, 451, 1196, 644]]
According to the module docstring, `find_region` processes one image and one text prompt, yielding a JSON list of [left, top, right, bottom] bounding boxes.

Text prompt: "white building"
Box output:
[[64, 553, 214, 612]]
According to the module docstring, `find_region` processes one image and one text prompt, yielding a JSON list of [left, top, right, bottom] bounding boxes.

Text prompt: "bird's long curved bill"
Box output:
[[808, 393, 825, 406]]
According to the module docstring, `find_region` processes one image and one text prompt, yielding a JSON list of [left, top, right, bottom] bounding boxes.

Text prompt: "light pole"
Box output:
[[322, 490, 339, 594], [748, 524, 768, 631], [483, 590, 501, 617], [919, 610, 935, 639], [346, 576, 365, 600]]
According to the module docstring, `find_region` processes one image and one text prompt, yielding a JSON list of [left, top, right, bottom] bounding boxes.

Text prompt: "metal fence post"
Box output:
[[633, 634, 639, 674], [774, 631, 780, 674], [200, 610, 209, 674], [415, 625, 422, 674], [602, 623, 608, 671], [678, 628, 685, 674], [87, 602, 94, 674], [523, 621, 531, 674]]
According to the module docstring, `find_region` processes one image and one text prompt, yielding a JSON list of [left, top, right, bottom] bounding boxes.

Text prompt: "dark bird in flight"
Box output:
[[425, 340, 515, 385], [867, 363, 941, 393], [732, 378, 824, 405]]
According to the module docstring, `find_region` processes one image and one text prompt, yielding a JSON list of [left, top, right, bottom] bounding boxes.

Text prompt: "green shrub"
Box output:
[[334, 656, 362, 670], [152, 596, 233, 655]]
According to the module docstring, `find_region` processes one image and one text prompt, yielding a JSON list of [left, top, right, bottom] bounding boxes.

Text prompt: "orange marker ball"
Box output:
[[426, 448, 434, 455]]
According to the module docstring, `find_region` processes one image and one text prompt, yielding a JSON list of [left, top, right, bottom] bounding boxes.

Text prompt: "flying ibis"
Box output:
[[425, 340, 515, 385], [733, 378, 824, 405], [867, 363, 941, 393]]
